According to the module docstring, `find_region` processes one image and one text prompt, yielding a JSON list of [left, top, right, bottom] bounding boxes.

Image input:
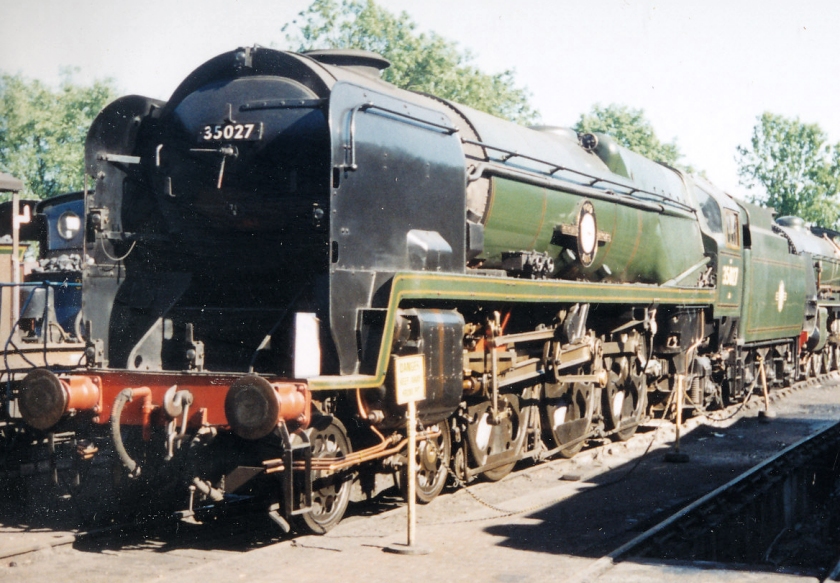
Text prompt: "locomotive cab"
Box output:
[[684, 176, 744, 342]]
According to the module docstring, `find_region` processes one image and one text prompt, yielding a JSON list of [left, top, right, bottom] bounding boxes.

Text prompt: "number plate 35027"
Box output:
[[199, 122, 263, 142]]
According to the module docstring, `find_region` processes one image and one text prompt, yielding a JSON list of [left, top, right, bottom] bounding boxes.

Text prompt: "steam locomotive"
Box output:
[[13, 46, 840, 532]]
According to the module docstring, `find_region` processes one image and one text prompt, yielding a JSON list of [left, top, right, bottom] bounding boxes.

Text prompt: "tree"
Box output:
[[573, 103, 683, 167], [736, 112, 840, 227], [283, 0, 538, 124], [0, 71, 116, 199]]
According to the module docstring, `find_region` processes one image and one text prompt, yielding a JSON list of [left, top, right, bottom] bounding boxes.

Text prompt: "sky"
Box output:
[[2, 0, 840, 199]]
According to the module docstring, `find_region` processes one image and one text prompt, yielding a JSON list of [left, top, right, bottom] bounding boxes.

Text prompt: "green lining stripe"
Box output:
[[309, 272, 714, 391], [750, 258, 806, 270], [746, 325, 803, 334]]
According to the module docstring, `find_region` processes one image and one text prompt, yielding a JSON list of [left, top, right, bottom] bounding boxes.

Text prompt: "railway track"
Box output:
[[577, 414, 840, 582]]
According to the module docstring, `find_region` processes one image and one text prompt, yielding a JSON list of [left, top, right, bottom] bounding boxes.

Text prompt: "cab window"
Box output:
[[691, 185, 722, 233], [724, 209, 740, 249]]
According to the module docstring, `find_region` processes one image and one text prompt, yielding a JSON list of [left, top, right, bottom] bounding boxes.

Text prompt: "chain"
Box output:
[[419, 467, 551, 525], [693, 370, 822, 424], [690, 390, 754, 423], [461, 483, 539, 517]]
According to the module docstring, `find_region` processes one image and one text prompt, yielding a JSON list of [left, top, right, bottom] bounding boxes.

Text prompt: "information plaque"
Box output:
[[394, 354, 426, 404]]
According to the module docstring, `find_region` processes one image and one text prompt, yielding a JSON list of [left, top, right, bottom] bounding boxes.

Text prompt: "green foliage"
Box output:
[[0, 70, 116, 199], [573, 103, 683, 167], [736, 112, 840, 227], [283, 0, 538, 124]]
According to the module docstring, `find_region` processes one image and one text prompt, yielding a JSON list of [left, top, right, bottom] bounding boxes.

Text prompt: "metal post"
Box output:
[[11, 190, 19, 335], [758, 356, 776, 422], [385, 402, 430, 555], [406, 400, 417, 547], [665, 374, 690, 463], [675, 374, 683, 450], [385, 354, 430, 555]]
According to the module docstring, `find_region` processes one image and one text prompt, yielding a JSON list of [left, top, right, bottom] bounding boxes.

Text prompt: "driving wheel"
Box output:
[[544, 380, 595, 458]]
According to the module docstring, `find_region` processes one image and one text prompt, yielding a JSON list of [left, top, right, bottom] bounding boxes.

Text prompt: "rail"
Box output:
[[572, 418, 840, 581]]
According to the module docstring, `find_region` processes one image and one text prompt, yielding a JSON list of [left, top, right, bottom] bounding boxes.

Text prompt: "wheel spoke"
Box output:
[[295, 417, 352, 535]]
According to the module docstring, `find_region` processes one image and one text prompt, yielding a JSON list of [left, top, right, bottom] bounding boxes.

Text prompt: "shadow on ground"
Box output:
[[483, 413, 832, 576]]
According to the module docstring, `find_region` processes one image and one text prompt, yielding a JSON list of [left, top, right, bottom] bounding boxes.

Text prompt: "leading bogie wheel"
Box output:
[[294, 416, 353, 535]]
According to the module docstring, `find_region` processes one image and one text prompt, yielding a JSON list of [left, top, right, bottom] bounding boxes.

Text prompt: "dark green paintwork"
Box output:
[[741, 250, 807, 342], [479, 177, 707, 285], [739, 204, 808, 343], [714, 249, 743, 317]]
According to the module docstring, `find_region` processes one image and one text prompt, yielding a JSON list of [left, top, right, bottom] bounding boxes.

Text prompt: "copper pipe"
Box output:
[[262, 423, 395, 473], [500, 310, 511, 333], [369, 424, 386, 442], [263, 428, 441, 474], [355, 387, 369, 419]]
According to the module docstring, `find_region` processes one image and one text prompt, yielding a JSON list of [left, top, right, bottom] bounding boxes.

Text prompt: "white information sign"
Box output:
[[394, 354, 426, 405]]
